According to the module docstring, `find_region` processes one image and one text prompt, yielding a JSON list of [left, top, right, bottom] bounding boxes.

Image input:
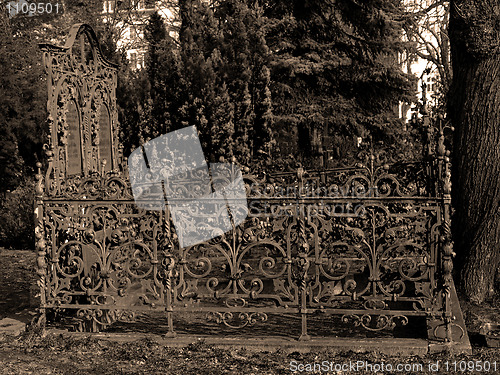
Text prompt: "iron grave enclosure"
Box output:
[[34, 24, 469, 349]]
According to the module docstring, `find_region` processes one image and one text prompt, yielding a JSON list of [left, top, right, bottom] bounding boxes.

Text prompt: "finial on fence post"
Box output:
[[35, 162, 43, 197], [297, 166, 304, 194], [101, 159, 107, 175]]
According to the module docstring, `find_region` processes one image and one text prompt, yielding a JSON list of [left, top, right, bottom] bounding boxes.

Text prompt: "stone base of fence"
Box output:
[[426, 281, 471, 354], [41, 281, 470, 355]]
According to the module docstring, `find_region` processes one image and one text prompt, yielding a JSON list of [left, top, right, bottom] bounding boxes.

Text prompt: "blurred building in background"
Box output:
[[400, 0, 450, 121], [102, 0, 179, 70]]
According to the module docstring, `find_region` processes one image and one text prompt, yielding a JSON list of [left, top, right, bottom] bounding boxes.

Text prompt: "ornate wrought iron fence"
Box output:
[[34, 143, 460, 341], [34, 24, 463, 343]]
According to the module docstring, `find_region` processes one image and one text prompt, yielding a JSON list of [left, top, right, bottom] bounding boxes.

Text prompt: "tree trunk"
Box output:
[[448, 0, 500, 304]]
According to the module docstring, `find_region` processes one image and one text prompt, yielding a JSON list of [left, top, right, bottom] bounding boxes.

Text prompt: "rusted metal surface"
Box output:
[[34, 25, 465, 344], [39, 23, 122, 187]]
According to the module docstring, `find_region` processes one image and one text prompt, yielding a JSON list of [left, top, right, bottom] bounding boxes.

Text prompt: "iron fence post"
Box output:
[[34, 162, 47, 330]]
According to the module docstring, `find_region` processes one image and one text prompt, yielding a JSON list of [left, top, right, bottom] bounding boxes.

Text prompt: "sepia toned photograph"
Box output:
[[0, 0, 498, 373]]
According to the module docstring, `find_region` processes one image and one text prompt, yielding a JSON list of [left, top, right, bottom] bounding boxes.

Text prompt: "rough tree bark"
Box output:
[[448, 0, 500, 304]]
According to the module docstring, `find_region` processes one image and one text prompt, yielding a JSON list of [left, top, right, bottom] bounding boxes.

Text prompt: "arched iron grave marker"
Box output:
[[39, 23, 120, 181], [33, 24, 470, 353]]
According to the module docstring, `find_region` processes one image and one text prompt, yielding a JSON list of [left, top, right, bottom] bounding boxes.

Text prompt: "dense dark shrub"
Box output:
[[0, 177, 34, 250]]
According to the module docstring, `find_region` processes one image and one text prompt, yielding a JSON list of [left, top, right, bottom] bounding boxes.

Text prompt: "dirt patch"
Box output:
[[0, 249, 499, 374], [461, 294, 500, 347], [0, 249, 36, 323]]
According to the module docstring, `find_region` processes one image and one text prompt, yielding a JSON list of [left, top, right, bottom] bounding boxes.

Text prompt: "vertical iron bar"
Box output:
[[34, 162, 47, 330], [164, 208, 176, 338], [297, 167, 311, 341], [299, 290, 310, 341]]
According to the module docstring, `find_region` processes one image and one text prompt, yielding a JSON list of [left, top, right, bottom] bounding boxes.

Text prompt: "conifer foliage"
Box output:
[[137, 0, 414, 165], [263, 0, 415, 159], [136, 0, 275, 164]]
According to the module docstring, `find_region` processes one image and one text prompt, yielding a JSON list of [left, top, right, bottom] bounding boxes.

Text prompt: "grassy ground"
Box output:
[[0, 248, 499, 374]]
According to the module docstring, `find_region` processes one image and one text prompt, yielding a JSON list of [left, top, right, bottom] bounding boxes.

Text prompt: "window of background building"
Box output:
[[130, 52, 137, 68], [103, 0, 114, 12], [427, 77, 435, 92]]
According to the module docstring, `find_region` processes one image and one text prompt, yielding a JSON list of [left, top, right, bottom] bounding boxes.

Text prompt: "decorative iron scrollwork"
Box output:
[[207, 311, 268, 329], [342, 314, 409, 331], [35, 24, 460, 342]]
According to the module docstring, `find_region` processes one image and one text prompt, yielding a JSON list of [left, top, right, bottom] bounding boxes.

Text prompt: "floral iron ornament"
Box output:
[[32, 25, 469, 350]]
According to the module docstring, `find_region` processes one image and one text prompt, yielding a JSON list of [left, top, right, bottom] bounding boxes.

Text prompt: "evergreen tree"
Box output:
[[178, 0, 226, 160], [179, 0, 274, 163], [214, 0, 254, 162], [0, 5, 47, 186], [0, 128, 23, 194], [0, 9, 21, 193], [130, 11, 185, 150], [262, 0, 415, 162], [216, 0, 275, 161], [233, 83, 253, 163], [253, 65, 274, 156], [210, 81, 235, 158], [145, 12, 168, 136], [117, 64, 150, 154]]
